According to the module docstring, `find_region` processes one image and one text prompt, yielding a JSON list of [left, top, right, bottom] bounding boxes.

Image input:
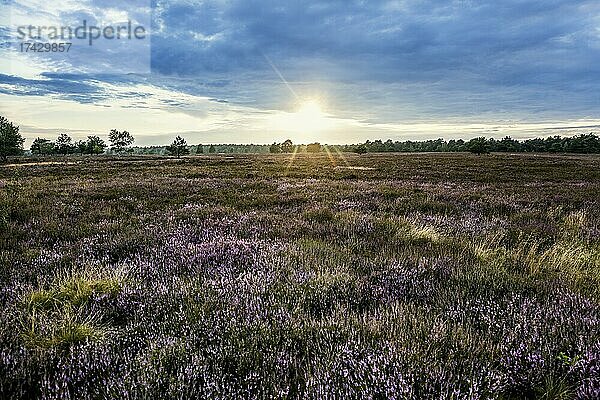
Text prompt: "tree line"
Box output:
[[343, 135, 600, 155], [268, 140, 323, 154], [2, 116, 600, 161], [29, 130, 137, 156], [0, 116, 195, 159]]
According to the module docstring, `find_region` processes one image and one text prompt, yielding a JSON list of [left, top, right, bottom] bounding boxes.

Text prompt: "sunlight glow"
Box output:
[[297, 100, 323, 119], [270, 99, 335, 136]]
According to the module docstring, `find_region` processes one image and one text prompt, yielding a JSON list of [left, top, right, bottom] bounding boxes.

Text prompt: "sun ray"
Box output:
[[263, 54, 300, 101], [332, 145, 351, 167], [323, 145, 337, 167], [284, 145, 299, 176]]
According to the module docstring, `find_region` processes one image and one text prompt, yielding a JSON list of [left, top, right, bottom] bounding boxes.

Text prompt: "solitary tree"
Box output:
[[0, 116, 25, 161], [281, 139, 294, 153], [166, 136, 190, 158], [55, 133, 75, 155], [31, 138, 54, 156], [109, 129, 135, 154], [86, 136, 107, 155]]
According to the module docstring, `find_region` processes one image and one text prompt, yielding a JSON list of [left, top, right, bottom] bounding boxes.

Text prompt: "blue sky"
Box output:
[[1, 0, 599, 145]]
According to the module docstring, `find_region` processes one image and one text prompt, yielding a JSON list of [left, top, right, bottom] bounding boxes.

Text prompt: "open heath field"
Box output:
[[1, 152, 600, 399]]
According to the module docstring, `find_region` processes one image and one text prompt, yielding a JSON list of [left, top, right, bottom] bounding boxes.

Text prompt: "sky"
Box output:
[[1, 0, 599, 146]]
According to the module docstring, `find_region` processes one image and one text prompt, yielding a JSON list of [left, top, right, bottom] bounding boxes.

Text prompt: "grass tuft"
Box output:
[[20, 266, 126, 349], [21, 308, 110, 349], [25, 267, 127, 311]]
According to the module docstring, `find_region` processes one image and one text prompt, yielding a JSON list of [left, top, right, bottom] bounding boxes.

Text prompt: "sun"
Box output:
[[268, 98, 335, 138], [297, 100, 324, 119], [291, 99, 332, 133]]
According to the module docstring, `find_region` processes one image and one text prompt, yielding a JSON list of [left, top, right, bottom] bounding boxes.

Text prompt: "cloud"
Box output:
[[0, 0, 599, 143], [151, 0, 599, 82], [146, 0, 600, 119]]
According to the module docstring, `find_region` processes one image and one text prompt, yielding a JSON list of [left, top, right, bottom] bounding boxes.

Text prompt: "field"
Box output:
[[1, 152, 599, 399]]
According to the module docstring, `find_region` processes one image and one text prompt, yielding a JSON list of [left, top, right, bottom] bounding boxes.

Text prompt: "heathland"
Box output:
[[1, 152, 599, 399]]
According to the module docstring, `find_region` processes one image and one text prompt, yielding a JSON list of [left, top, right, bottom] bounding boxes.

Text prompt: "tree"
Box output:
[[269, 143, 282, 153], [86, 136, 107, 155], [467, 137, 490, 155], [166, 136, 190, 158], [196, 144, 204, 155], [307, 143, 322, 153], [209, 145, 216, 154], [496, 136, 520, 152], [75, 140, 87, 155], [31, 138, 54, 156], [281, 139, 294, 153], [0, 116, 25, 161], [564, 134, 600, 154], [354, 144, 368, 155], [55, 133, 76, 155], [109, 129, 135, 154]]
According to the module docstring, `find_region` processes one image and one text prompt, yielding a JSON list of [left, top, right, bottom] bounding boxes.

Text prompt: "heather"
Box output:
[[1, 152, 599, 399]]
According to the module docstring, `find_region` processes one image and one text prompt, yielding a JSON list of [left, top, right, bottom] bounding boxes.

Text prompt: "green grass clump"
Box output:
[[25, 268, 126, 311], [20, 267, 126, 349], [303, 207, 335, 223], [21, 308, 109, 349]]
